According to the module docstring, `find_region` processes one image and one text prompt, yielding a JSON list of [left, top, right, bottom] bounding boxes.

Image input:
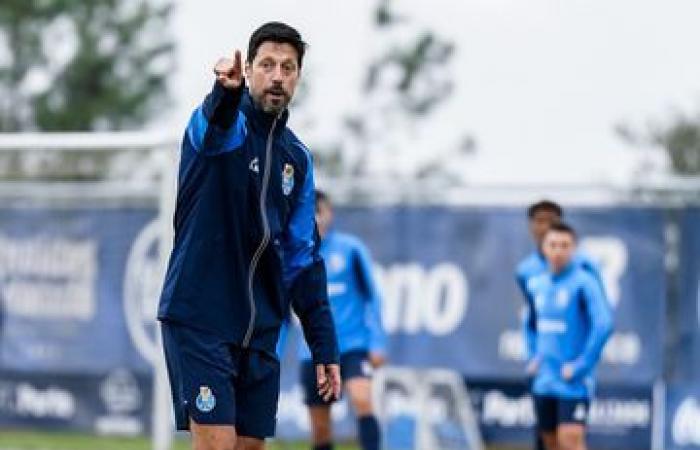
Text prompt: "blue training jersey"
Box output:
[[298, 230, 387, 360], [515, 250, 605, 362], [525, 262, 613, 399]]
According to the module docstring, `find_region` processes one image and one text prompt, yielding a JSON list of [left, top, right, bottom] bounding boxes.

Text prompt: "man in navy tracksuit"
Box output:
[[298, 191, 386, 450], [523, 223, 613, 450], [515, 200, 605, 450], [157, 22, 340, 450]]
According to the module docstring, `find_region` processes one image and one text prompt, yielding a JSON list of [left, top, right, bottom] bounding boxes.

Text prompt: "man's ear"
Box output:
[[244, 61, 251, 78]]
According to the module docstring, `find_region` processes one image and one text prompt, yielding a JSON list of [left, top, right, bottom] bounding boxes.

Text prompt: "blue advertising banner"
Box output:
[[0, 205, 668, 441], [0, 369, 152, 435], [0, 207, 157, 374], [676, 208, 700, 381]]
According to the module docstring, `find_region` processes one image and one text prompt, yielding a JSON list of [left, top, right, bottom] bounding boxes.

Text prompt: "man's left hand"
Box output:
[[316, 363, 342, 402]]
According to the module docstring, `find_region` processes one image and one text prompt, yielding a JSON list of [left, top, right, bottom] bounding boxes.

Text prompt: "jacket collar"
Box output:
[[239, 87, 289, 135]]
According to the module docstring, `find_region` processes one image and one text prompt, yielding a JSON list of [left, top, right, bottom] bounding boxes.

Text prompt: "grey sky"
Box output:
[[170, 0, 700, 183]]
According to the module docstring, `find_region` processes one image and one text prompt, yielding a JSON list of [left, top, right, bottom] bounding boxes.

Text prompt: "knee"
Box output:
[[557, 428, 585, 450], [351, 394, 373, 416], [194, 437, 236, 450], [190, 423, 237, 450]]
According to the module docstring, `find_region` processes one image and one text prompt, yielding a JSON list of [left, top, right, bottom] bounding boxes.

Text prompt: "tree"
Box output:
[[0, 0, 174, 132], [312, 0, 475, 181], [616, 109, 700, 176]]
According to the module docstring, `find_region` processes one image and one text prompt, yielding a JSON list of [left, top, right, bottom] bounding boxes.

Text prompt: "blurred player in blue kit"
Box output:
[[515, 200, 606, 450], [297, 190, 387, 450], [522, 222, 613, 450]]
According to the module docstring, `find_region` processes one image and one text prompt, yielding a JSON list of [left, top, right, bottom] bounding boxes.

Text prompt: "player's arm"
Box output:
[[568, 276, 614, 379], [283, 153, 340, 400], [516, 273, 538, 364], [354, 243, 387, 367], [185, 51, 247, 156]]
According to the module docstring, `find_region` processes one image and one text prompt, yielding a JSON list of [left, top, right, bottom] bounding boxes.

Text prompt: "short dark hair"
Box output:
[[315, 189, 330, 207], [527, 200, 563, 219], [546, 222, 577, 240], [247, 22, 307, 68]]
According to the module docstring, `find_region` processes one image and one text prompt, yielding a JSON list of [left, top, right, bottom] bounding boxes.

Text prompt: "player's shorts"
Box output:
[[161, 321, 280, 438], [301, 349, 372, 406], [534, 395, 590, 432]]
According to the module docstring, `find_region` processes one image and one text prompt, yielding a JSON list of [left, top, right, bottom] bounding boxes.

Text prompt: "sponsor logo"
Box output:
[[14, 383, 76, 420], [0, 234, 97, 321], [375, 262, 468, 336], [100, 369, 141, 414], [478, 390, 649, 430], [588, 398, 650, 429], [481, 390, 535, 427], [672, 397, 700, 446], [96, 369, 143, 436], [196, 386, 216, 413], [538, 319, 567, 334], [282, 163, 294, 195], [327, 282, 347, 297]]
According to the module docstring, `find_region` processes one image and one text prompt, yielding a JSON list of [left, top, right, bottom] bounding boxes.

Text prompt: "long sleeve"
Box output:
[[353, 244, 387, 355], [516, 272, 538, 361], [572, 276, 614, 378], [522, 297, 538, 362], [185, 81, 247, 156], [284, 152, 339, 365]]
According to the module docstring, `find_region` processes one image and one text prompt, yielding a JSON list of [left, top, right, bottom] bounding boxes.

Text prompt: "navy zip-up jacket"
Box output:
[[158, 81, 339, 365]]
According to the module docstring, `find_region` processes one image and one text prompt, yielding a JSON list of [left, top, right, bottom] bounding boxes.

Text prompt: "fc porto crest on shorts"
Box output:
[[282, 163, 294, 196], [196, 385, 216, 412]]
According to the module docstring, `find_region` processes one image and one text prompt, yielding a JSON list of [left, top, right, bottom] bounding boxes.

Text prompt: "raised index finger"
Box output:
[[233, 50, 242, 73]]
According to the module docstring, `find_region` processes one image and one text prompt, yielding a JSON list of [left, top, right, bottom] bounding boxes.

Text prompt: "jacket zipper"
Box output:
[[242, 115, 279, 348]]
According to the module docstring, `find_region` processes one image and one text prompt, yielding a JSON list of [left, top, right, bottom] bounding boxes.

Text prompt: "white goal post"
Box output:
[[373, 366, 484, 450]]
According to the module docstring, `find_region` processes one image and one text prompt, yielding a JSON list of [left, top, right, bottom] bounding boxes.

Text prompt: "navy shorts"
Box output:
[[301, 350, 372, 406], [161, 322, 280, 438], [534, 395, 590, 432]]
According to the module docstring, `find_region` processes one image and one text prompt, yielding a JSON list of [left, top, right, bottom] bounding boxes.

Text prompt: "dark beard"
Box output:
[[253, 91, 289, 115]]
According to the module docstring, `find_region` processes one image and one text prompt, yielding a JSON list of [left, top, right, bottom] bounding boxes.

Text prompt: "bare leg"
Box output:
[[308, 404, 333, 447], [557, 424, 586, 450], [190, 419, 237, 450], [345, 378, 373, 416]]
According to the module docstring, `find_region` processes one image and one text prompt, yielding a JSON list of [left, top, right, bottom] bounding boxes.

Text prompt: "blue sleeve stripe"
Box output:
[[186, 107, 247, 155], [283, 149, 316, 286]]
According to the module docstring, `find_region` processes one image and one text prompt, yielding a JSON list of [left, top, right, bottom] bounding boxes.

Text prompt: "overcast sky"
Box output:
[[169, 0, 700, 184]]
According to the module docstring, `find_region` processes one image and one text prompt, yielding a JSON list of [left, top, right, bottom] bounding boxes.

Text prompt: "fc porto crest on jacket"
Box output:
[[282, 163, 294, 196]]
